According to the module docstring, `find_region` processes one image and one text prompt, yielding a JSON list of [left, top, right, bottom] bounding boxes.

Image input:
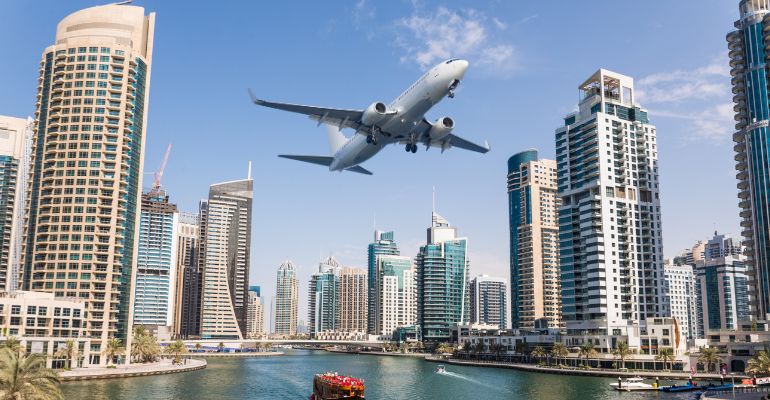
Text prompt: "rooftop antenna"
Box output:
[[152, 143, 172, 193], [432, 186, 436, 214], [248, 161, 252, 180]]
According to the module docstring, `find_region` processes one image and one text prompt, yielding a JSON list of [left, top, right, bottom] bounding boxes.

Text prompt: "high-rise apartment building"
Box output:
[[173, 211, 198, 338], [416, 212, 469, 342], [308, 257, 340, 336], [0, 116, 32, 292], [374, 255, 415, 338], [339, 267, 367, 333], [199, 176, 253, 339], [469, 275, 508, 329], [555, 70, 664, 346], [21, 4, 155, 364], [246, 287, 264, 338], [275, 260, 298, 336], [728, 0, 770, 320], [507, 149, 561, 329], [704, 232, 743, 260], [367, 230, 399, 334], [663, 263, 699, 339], [695, 255, 750, 336], [133, 190, 178, 330]]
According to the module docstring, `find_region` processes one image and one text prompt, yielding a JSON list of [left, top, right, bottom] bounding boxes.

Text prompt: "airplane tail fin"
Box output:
[[325, 124, 347, 155]]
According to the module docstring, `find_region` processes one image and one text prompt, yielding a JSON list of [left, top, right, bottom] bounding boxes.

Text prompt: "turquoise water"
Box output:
[[61, 350, 698, 399]]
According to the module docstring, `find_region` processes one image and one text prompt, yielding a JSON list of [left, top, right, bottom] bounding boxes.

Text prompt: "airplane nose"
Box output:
[[456, 60, 469, 77]]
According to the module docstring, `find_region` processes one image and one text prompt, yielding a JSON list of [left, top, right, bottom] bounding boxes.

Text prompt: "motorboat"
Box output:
[[610, 377, 656, 391], [436, 365, 446, 374]]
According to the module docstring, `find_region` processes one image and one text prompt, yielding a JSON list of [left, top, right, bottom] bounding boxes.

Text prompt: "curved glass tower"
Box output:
[[729, 0, 770, 319]]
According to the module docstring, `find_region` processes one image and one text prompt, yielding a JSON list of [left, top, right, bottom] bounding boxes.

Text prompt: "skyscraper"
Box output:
[[275, 260, 298, 336], [507, 149, 561, 329], [246, 287, 264, 338], [0, 116, 32, 291], [339, 267, 367, 334], [728, 0, 770, 320], [374, 255, 416, 338], [695, 255, 750, 335], [133, 190, 178, 330], [199, 175, 253, 339], [663, 263, 699, 339], [308, 257, 341, 336], [173, 211, 198, 338], [555, 70, 664, 347], [416, 212, 469, 342], [367, 230, 399, 334], [469, 275, 508, 329], [21, 4, 155, 364]]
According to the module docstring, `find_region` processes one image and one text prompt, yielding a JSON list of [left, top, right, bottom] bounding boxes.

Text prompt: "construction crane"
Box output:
[[152, 143, 172, 193]]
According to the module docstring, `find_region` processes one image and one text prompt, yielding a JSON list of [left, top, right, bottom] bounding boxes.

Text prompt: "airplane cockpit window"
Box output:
[[445, 59, 459, 64]]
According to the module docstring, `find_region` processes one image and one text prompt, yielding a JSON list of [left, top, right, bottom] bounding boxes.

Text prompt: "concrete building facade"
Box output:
[[367, 230, 399, 334], [469, 274, 508, 329], [21, 4, 156, 363], [374, 255, 415, 339], [339, 266, 367, 334], [173, 211, 199, 338], [662, 263, 699, 339], [507, 150, 561, 329], [695, 255, 750, 336], [274, 260, 298, 336], [555, 70, 665, 351], [246, 288, 264, 338]]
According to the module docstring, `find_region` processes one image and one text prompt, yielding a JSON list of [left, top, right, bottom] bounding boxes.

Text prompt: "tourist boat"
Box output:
[[659, 383, 698, 392], [436, 365, 446, 374], [609, 377, 657, 391], [310, 372, 365, 400]]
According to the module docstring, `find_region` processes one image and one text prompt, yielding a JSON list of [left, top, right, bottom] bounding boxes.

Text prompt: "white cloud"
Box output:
[[394, 7, 515, 73], [492, 17, 508, 30], [650, 103, 734, 142], [514, 14, 538, 25], [637, 55, 730, 104]]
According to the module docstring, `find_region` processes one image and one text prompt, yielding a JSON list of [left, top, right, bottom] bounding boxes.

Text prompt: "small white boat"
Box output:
[[436, 365, 446, 374], [609, 377, 656, 391]]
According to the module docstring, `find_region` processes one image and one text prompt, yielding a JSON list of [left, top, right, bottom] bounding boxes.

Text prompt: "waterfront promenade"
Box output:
[[190, 351, 284, 357], [425, 357, 748, 380], [60, 358, 206, 381]]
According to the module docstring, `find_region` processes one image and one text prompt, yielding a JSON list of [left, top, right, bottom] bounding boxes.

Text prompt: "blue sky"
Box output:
[[0, 0, 740, 319]]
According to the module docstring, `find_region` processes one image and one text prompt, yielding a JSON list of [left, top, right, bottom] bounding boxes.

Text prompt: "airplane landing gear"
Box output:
[[405, 143, 418, 153], [368, 127, 381, 146]]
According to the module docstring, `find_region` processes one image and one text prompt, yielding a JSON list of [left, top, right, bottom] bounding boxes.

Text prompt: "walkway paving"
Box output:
[[191, 351, 284, 357], [60, 358, 206, 381]]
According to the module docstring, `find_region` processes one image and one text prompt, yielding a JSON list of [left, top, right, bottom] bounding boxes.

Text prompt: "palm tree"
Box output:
[[194, 343, 202, 353], [0, 348, 62, 400], [166, 340, 188, 365], [551, 343, 568, 367], [131, 328, 161, 363], [217, 342, 225, 353], [54, 340, 76, 370], [698, 347, 721, 372], [579, 343, 598, 368], [748, 350, 770, 376], [612, 341, 632, 370], [656, 347, 676, 371], [531, 346, 546, 364], [2, 337, 22, 355], [104, 338, 124, 366]]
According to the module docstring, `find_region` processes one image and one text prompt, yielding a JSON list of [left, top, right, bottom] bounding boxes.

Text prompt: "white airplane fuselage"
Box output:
[[328, 60, 469, 171]]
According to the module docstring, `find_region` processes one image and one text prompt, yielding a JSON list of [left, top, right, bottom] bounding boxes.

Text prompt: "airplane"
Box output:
[[248, 59, 490, 175]]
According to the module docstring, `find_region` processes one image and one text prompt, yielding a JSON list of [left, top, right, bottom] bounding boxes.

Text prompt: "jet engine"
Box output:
[[429, 117, 454, 141], [361, 102, 389, 126]]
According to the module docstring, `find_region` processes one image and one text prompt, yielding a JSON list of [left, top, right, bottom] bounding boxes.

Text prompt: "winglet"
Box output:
[[247, 88, 262, 105], [484, 140, 491, 152]]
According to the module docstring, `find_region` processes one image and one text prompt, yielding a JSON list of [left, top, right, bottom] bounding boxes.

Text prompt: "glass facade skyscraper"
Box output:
[[21, 4, 155, 364], [367, 230, 399, 334], [308, 257, 341, 336], [274, 260, 298, 336], [728, 0, 770, 319], [133, 190, 178, 328], [416, 213, 469, 342]]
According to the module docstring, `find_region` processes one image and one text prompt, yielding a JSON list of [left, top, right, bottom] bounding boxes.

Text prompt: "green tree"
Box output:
[[0, 348, 62, 400], [1, 337, 22, 355], [656, 347, 676, 371], [131, 327, 161, 363], [698, 347, 721, 372], [612, 341, 632, 370], [551, 343, 568, 366], [166, 340, 188, 365], [54, 340, 76, 370], [194, 343, 202, 353], [217, 342, 225, 352], [104, 338, 124, 366], [531, 346, 546, 364], [748, 349, 770, 376], [579, 343, 598, 368]]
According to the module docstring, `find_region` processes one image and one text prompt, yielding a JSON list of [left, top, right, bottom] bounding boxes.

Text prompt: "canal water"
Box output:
[[61, 349, 699, 399]]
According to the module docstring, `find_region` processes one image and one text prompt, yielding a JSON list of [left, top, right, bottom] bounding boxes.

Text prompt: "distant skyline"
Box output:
[[0, 0, 741, 319]]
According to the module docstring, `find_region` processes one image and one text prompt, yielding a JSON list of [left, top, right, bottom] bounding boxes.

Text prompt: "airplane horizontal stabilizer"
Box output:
[[278, 154, 334, 166], [345, 165, 373, 175]]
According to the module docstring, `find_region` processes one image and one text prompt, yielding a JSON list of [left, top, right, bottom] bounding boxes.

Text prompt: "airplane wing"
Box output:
[[412, 118, 490, 153], [249, 90, 366, 132]]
